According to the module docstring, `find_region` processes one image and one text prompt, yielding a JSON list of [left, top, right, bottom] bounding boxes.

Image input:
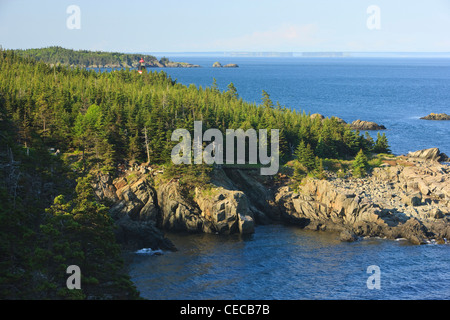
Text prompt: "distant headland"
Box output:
[[14, 46, 200, 69]]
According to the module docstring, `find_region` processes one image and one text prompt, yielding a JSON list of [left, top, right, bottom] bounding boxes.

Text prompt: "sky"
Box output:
[[1, 0, 450, 53]]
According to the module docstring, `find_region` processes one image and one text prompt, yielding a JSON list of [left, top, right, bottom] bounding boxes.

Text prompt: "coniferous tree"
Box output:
[[295, 140, 306, 163], [373, 132, 391, 154], [353, 149, 369, 178], [314, 156, 326, 180], [296, 140, 316, 171], [315, 136, 328, 159], [0, 47, 382, 170], [226, 82, 238, 99], [261, 90, 273, 109]]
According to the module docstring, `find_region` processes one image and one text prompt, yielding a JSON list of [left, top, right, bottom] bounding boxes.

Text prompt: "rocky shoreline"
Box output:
[[276, 155, 450, 244], [93, 148, 450, 250]]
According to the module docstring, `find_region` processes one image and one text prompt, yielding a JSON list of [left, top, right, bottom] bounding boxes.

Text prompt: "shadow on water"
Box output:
[[128, 224, 450, 300]]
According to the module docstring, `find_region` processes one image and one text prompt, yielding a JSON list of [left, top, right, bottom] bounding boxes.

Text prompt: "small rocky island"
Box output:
[[213, 62, 239, 68], [350, 119, 386, 130], [420, 113, 450, 120]]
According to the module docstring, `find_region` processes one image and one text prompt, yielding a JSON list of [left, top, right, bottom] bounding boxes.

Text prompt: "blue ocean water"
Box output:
[[129, 225, 450, 300], [129, 57, 450, 300]]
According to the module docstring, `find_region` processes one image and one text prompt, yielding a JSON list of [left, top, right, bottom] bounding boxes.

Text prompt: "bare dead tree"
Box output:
[[143, 126, 150, 164]]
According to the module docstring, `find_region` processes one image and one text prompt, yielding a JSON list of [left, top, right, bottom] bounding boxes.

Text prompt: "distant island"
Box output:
[[212, 61, 239, 68], [14, 46, 200, 68]]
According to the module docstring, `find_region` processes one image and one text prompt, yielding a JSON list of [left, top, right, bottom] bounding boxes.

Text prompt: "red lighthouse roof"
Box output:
[[139, 58, 145, 63]]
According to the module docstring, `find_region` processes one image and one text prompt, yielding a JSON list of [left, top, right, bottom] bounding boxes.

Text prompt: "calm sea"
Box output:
[[129, 225, 450, 300], [128, 57, 450, 300]]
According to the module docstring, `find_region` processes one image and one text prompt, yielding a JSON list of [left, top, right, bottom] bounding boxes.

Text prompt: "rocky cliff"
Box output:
[[93, 164, 271, 251], [275, 155, 450, 244], [93, 151, 450, 250]]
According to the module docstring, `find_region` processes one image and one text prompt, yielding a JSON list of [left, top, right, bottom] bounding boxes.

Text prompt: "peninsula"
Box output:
[[14, 46, 200, 68]]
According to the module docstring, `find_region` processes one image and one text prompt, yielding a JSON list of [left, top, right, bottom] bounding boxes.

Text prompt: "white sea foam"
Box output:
[[135, 248, 164, 255]]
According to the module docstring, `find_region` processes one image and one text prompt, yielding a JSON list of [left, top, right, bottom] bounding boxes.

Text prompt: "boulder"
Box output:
[[310, 113, 325, 120], [212, 62, 222, 68], [395, 218, 429, 245], [238, 213, 255, 234], [339, 229, 358, 242], [401, 192, 422, 207], [407, 148, 449, 162], [195, 187, 255, 235]]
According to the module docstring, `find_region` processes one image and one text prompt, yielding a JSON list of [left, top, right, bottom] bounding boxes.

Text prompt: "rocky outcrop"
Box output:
[[310, 113, 325, 120], [194, 187, 254, 234], [110, 175, 159, 222], [94, 154, 450, 246], [156, 170, 258, 235], [407, 148, 449, 162], [215, 168, 279, 223], [420, 113, 450, 120], [331, 116, 347, 124], [93, 170, 176, 251], [223, 64, 239, 68], [212, 62, 239, 68], [275, 157, 450, 244], [156, 179, 213, 233], [94, 165, 260, 252], [92, 173, 119, 203], [163, 62, 201, 68], [350, 119, 386, 130]]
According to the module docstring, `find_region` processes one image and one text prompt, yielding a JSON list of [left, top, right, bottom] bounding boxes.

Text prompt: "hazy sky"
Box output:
[[1, 0, 450, 53]]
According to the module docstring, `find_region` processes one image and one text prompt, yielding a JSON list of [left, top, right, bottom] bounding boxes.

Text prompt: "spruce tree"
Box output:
[[305, 143, 316, 171], [315, 136, 328, 159], [352, 149, 369, 178], [295, 140, 306, 163], [261, 90, 273, 109], [373, 132, 391, 154], [226, 82, 238, 99]]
